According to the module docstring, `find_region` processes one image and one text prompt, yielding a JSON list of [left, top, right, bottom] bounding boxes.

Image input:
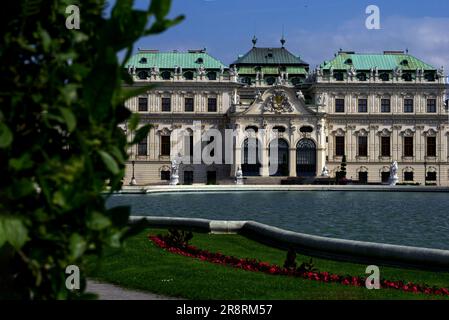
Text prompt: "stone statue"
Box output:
[[197, 65, 206, 77], [296, 90, 304, 100], [169, 156, 181, 185], [235, 166, 244, 185], [255, 90, 262, 101], [229, 65, 238, 77], [321, 166, 330, 177], [347, 66, 356, 78], [437, 66, 444, 78], [388, 161, 399, 186], [150, 65, 159, 77], [232, 90, 240, 105], [393, 67, 402, 78]]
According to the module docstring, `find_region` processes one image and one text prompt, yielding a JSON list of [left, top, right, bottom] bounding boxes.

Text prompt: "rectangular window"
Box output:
[[185, 97, 194, 112], [404, 98, 414, 113], [404, 137, 414, 157], [358, 172, 368, 184], [335, 136, 345, 156], [427, 99, 436, 113], [427, 172, 437, 181], [404, 171, 414, 181], [184, 171, 194, 185], [207, 97, 217, 112], [335, 98, 345, 113], [427, 136, 436, 157], [358, 136, 368, 157], [137, 136, 147, 156], [381, 99, 391, 113], [381, 172, 390, 183], [161, 171, 170, 181], [381, 136, 390, 157], [358, 99, 368, 113], [138, 97, 148, 112], [160, 135, 171, 156], [161, 97, 171, 112]]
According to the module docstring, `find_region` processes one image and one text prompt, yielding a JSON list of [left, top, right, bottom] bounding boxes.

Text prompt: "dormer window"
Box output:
[[207, 71, 216, 80], [402, 73, 412, 81], [357, 72, 367, 81], [344, 58, 353, 65], [196, 57, 204, 64], [161, 71, 171, 80], [400, 59, 409, 66], [334, 72, 344, 81], [139, 57, 147, 64], [184, 71, 194, 80], [265, 77, 276, 85], [137, 71, 148, 79], [267, 52, 273, 58], [380, 73, 389, 81]]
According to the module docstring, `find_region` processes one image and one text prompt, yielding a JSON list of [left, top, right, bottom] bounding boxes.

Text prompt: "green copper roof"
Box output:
[[321, 52, 435, 71], [125, 50, 226, 69], [233, 47, 308, 66]]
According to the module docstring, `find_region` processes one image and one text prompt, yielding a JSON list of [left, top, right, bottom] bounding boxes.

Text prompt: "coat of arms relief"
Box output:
[[262, 89, 294, 114]]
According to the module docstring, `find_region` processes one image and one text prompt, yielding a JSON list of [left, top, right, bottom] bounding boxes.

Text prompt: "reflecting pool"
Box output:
[[106, 191, 449, 250]]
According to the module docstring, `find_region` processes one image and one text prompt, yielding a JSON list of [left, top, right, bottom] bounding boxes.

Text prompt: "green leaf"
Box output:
[[98, 150, 119, 174], [131, 124, 151, 144], [0, 122, 13, 148], [118, 85, 155, 105], [128, 113, 140, 131], [69, 233, 86, 260], [107, 206, 130, 227], [87, 212, 112, 231], [0, 216, 29, 250], [149, 0, 172, 20], [9, 154, 34, 171], [60, 108, 77, 132]]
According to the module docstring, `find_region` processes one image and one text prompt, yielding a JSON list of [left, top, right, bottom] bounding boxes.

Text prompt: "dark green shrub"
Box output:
[[283, 248, 297, 270], [0, 0, 183, 299], [161, 229, 193, 248]]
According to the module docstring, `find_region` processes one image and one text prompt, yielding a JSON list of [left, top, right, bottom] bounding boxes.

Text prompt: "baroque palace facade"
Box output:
[[123, 38, 449, 186]]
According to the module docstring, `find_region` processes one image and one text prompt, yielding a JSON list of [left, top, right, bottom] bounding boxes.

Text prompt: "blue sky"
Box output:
[[112, 0, 449, 71]]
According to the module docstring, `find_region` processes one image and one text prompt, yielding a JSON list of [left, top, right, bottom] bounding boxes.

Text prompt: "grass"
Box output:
[[86, 228, 449, 300]]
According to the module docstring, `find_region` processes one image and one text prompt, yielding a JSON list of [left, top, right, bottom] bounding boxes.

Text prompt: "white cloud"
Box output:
[[287, 15, 449, 73]]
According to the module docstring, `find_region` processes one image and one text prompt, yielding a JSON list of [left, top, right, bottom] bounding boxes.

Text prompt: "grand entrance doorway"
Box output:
[[242, 138, 261, 176], [269, 138, 289, 176], [296, 139, 316, 176]]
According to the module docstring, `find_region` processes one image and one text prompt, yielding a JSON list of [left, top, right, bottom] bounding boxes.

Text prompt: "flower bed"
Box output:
[[149, 234, 449, 297]]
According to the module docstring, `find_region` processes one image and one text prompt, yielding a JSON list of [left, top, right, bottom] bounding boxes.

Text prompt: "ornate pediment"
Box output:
[[262, 89, 294, 114]]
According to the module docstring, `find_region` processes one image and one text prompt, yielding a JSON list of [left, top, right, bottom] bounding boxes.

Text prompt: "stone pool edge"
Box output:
[[116, 184, 449, 194], [130, 216, 449, 271]]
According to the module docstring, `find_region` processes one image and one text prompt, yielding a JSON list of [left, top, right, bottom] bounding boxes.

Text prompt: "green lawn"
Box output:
[[86, 228, 449, 300]]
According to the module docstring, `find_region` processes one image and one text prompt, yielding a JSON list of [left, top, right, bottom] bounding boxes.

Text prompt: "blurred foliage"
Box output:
[[0, 0, 183, 299]]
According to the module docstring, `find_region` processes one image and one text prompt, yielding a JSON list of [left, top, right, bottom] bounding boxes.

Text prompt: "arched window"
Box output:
[[160, 71, 171, 80], [242, 138, 261, 176], [357, 72, 367, 81], [296, 139, 316, 177], [265, 77, 276, 85], [207, 72, 216, 80], [380, 73, 389, 81], [137, 71, 148, 79], [402, 73, 412, 82], [184, 71, 194, 80], [299, 126, 313, 133], [272, 126, 286, 133], [334, 72, 344, 81]]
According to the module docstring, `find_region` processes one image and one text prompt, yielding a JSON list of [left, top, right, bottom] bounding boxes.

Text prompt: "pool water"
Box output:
[[105, 191, 449, 250]]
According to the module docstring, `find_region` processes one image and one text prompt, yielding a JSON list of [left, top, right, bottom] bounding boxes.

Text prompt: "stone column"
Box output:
[[289, 147, 296, 177], [316, 119, 326, 175]]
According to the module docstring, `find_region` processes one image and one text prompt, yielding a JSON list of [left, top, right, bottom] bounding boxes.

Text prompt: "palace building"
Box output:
[[122, 38, 449, 186]]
